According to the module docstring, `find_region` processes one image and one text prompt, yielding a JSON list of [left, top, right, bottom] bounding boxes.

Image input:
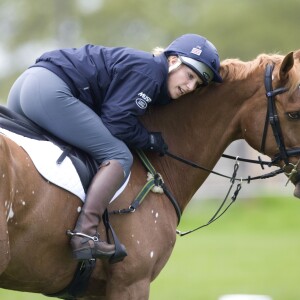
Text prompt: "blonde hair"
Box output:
[[152, 47, 164, 56]]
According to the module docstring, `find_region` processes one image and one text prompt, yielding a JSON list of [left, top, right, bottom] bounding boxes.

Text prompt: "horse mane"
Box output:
[[219, 53, 284, 81], [220, 52, 300, 96]]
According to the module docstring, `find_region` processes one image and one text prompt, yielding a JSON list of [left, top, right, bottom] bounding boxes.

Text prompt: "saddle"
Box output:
[[0, 105, 98, 192]]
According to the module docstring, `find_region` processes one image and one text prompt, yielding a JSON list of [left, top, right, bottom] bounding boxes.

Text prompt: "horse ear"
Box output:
[[279, 52, 294, 81], [294, 49, 300, 60]]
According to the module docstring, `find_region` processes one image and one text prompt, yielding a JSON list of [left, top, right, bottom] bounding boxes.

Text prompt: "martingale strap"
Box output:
[[136, 149, 181, 223], [109, 149, 182, 224]]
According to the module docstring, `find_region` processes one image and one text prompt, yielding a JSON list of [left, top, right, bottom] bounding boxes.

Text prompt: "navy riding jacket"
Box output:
[[32, 45, 171, 149]]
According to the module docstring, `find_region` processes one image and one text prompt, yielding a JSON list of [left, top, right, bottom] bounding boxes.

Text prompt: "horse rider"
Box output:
[[7, 34, 222, 261]]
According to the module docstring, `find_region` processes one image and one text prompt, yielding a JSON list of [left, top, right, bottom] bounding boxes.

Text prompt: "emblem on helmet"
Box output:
[[190, 47, 202, 56]]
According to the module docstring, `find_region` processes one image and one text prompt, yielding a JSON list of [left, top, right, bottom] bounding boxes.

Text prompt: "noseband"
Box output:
[[260, 64, 300, 168]]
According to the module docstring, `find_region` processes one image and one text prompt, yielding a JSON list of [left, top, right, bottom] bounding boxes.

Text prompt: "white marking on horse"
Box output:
[[6, 203, 14, 221], [77, 206, 81, 213]]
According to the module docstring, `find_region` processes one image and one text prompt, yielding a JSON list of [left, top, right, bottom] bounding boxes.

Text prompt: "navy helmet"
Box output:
[[164, 34, 222, 84]]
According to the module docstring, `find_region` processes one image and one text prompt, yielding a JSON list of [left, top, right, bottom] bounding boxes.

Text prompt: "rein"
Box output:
[[165, 151, 283, 182], [109, 147, 283, 234], [176, 158, 243, 236]]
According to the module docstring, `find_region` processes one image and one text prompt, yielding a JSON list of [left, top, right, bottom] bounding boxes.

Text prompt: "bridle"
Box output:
[[166, 63, 300, 182], [261, 63, 300, 166]]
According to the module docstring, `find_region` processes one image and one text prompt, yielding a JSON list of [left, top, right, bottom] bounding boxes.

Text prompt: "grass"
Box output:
[[150, 195, 300, 300], [1, 195, 300, 300]]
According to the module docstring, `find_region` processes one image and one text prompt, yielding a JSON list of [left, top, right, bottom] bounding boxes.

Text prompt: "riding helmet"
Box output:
[[164, 34, 222, 84]]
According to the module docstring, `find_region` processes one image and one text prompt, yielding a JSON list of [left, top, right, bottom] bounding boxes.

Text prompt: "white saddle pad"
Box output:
[[0, 128, 130, 202]]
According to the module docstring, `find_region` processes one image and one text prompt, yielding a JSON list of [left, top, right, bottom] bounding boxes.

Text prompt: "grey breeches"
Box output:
[[7, 67, 133, 177]]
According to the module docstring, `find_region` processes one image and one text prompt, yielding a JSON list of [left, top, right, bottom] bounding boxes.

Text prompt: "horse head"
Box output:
[[236, 50, 300, 198], [276, 50, 300, 197]]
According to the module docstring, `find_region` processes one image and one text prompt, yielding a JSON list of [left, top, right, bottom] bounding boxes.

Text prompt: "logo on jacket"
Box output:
[[135, 92, 152, 110]]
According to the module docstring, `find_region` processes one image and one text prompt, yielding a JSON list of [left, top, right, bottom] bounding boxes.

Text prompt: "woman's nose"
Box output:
[[187, 81, 197, 91]]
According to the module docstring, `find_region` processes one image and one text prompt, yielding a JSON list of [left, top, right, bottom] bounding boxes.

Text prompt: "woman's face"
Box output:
[[167, 56, 203, 99]]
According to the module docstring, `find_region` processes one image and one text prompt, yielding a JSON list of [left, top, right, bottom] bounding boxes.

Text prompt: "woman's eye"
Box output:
[[287, 112, 300, 119], [188, 73, 194, 80]]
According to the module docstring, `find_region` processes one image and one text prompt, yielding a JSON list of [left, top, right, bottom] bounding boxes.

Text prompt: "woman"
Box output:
[[7, 33, 222, 261]]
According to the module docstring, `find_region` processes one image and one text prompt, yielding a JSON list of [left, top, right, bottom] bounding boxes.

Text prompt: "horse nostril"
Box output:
[[293, 180, 300, 198]]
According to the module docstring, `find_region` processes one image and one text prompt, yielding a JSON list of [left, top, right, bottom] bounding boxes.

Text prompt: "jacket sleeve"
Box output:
[[100, 70, 160, 149]]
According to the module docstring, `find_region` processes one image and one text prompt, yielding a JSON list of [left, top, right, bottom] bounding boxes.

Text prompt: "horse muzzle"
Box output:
[[283, 162, 300, 198], [292, 174, 300, 198]]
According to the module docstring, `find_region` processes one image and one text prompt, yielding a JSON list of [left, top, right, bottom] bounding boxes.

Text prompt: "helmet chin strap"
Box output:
[[168, 59, 182, 73]]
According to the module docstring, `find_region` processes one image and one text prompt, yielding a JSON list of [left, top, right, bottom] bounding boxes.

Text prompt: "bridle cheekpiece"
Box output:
[[260, 63, 300, 165], [261, 63, 300, 184]]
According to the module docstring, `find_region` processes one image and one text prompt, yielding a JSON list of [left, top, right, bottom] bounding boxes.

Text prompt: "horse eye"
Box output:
[[287, 112, 300, 119]]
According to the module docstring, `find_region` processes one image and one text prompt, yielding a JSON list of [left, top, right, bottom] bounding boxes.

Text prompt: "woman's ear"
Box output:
[[168, 55, 180, 66], [168, 56, 182, 73]]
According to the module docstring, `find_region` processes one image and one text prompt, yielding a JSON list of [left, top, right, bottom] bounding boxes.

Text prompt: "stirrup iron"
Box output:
[[66, 230, 99, 242]]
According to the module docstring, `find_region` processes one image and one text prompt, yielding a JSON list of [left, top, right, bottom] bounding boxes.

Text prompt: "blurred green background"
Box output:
[[1, 0, 300, 103], [0, 0, 300, 299]]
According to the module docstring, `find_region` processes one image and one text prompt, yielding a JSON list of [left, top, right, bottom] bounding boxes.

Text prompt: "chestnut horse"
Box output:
[[1, 50, 300, 300]]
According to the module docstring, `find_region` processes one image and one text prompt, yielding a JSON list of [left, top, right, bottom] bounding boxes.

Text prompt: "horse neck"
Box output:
[[142, 78, 261, 211]]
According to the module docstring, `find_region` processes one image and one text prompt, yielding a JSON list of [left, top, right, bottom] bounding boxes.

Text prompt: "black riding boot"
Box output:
[[69, 160, 125, 260]]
